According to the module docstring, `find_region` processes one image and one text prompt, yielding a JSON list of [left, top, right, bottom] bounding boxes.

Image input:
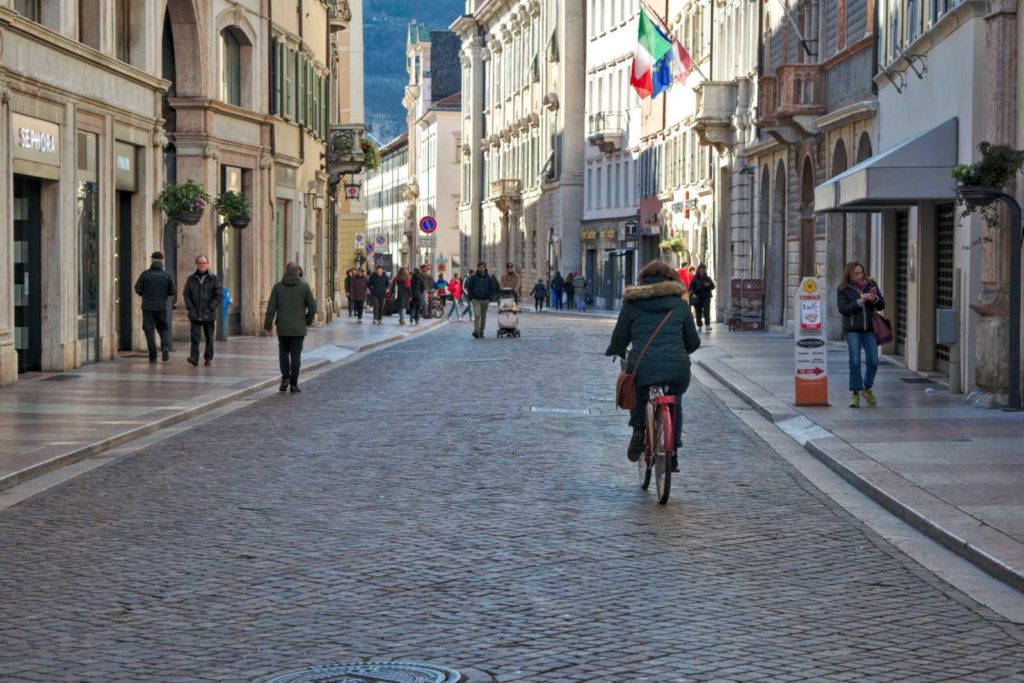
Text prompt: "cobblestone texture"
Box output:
[[0, 318, 1022, 682]]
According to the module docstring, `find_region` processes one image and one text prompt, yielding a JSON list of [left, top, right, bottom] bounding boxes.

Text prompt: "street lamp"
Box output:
[[344, 179, 362, 200], [958, 186, 1023, 411]]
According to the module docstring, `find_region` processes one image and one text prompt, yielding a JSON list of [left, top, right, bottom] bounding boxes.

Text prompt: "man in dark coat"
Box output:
[[465, 261, 499, 339], [184, 255, 223, 366], [409, 266, 426, 323], [134, 251, 176, 363], [551, 271, 565, 310], [606, 261, 701, 464], [367, 264, 390, 325], [264, 262, 317, 393]]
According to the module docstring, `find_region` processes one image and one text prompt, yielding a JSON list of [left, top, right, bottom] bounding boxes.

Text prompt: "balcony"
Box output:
[[327, 124, 364, 185], [329, 0, 352, 32], [691, 82, 738, 153], [490, 178, 522, 212], [757, 64, 825, 144], [587, 112, 626, 154]]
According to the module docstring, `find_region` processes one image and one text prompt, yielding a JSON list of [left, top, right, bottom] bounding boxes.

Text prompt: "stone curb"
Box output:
[[698, 357, 1024, 593], [0, 319, 445, 494]]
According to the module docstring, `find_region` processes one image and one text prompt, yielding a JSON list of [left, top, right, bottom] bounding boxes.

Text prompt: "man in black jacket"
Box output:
[[367, 264, 390, 325], [134, 251, 176, 363], [184, 255, 223, 366], [465, 261, 499, 338]]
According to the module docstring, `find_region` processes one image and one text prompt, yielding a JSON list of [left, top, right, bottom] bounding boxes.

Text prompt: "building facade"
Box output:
[[364, 133, 409, 269], [582, 0, 643, 310], [0, 0, 355, 387], [452, 0, 585, 296]]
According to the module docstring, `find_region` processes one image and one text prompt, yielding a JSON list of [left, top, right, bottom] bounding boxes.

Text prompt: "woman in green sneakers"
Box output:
[[837, 262, 885, 408]]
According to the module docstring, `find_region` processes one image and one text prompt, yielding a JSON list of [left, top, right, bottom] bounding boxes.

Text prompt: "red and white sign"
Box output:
[[794, 277, 829, 406], [419, 216, 437, 234]]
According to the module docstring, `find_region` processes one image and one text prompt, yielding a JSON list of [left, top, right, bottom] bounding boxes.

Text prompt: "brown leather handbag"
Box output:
[[872, 312, 894, 345], [616, 308, 676, 410]]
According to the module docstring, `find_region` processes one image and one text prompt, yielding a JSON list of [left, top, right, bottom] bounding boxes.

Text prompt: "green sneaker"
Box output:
[[863, 388, 876, 405], [849, 392, 860, 408]]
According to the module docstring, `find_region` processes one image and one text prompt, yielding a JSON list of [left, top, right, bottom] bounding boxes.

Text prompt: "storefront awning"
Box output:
[[814, 118, 959, 213]]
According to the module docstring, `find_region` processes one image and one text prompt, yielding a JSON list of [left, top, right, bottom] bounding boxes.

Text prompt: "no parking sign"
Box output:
[[419, 216, 437, 234]]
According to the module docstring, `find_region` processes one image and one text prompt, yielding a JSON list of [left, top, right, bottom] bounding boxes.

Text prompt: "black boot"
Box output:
[[671, 452, 679, 473], [627, 428, 645, 462]]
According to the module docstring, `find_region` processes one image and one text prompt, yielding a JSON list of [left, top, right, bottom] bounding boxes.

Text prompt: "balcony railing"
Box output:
[[587, 112, 626, 153], [691, 81, 738, 153], [329, 0, 352, 32], [490, 178, 522, 212], [327, 123, 365, 185], [757, 64, 824, 143]]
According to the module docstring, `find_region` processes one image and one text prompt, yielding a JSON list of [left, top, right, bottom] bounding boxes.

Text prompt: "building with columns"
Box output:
[[0, 0, 355, 387], [451, 0, 585, 295]]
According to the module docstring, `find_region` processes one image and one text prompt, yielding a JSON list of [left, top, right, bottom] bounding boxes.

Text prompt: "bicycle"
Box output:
[[637, 383, 676, 504]]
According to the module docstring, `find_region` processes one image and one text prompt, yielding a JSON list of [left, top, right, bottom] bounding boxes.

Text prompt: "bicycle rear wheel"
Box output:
[[654, 405, 672, 504]]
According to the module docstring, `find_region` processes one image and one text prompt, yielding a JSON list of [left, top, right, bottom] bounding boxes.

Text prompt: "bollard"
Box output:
[[218, 287, 230, 342]]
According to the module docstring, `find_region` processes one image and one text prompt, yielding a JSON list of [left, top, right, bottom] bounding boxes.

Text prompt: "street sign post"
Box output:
[[419, 216, 437, 234], [354, 232, 366, 250], [794, 277, 829, 406], [374, 233, 388, 249]]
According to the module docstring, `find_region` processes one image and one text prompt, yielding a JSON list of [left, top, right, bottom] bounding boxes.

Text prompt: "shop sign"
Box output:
[[580, 230, 598, 241], [600, 228, 617, 241], [12, 114, 60, 167], [115, 142, 138, 192], [794, 277, 829, 406]]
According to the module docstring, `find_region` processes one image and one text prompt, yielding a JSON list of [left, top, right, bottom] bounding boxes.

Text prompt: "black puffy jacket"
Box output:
[[837, 281, 886, 333], [135, 264, 175, 312], [605, 275, 701, 389], [184, 270, 223, 322]]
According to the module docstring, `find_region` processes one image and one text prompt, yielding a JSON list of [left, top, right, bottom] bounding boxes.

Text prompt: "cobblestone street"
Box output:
[[0, 316, 1022, 682]]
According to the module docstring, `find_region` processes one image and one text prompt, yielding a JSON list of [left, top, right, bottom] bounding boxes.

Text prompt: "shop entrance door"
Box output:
[[13, 176, 42, 372], [895, 211, 910, 357], [116, 191, 134, 351], [935, 204, 955, 374]]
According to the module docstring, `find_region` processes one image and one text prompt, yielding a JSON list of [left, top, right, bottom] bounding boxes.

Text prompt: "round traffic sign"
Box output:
[[366, 243, 375, 255], [374, 233, 387, 247], [419, 216, 437, 234]]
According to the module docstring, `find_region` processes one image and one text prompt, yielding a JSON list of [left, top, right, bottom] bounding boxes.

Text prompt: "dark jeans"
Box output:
[[372, 295, 386, 321], [846, 331, 879, 392], [142, 309, 170, 359], [553, 291, 563, 310], [347, 295, 354, 316], [189, 320, 215, 362], [567, 292, 576, 309], [534, 297, 544, 312], [353, 300, 365, 320], [628, 382, 686, 450], [410, 297, 422, 322], [278, 335, 305, 386], [693, 299, 711, 327]]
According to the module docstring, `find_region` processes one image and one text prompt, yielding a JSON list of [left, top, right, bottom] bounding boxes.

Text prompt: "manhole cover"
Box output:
[[255, 662, 462, 683]]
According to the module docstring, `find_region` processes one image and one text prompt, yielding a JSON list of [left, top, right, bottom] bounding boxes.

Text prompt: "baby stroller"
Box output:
[[496, 288, 522, 338]]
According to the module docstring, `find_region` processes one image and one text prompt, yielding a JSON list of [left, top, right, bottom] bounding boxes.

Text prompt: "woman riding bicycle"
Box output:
[[606, 260, 701, 464]]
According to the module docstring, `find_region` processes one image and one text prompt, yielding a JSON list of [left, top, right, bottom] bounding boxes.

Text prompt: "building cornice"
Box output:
[[744, 136, 783, 158], [814, 100, 878, 132]]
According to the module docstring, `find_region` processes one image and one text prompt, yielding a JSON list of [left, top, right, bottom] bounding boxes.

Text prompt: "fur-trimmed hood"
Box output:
[[623, 279, 686, 301]]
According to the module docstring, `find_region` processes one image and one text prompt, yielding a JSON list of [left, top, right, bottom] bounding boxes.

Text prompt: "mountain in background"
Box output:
[[363, 0, 465, 144]]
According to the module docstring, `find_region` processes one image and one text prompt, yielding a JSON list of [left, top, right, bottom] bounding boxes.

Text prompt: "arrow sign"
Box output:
[[797, 367, 825, 376]]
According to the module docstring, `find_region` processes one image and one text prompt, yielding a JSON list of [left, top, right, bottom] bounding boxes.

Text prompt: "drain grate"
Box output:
[[255, 662, 462, 683], [42, 374, 83, 382], [901, 377, 935, 384]]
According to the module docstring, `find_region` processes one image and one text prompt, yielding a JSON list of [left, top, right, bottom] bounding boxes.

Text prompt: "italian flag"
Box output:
[[631, 9, 673, 99]]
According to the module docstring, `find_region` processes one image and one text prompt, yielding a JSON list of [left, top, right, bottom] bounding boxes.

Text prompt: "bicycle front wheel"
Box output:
[[638, 456, 651, 489], [654, 405, 672, 504]]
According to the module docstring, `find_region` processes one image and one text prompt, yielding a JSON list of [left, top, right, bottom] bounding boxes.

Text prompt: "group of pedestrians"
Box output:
[[544, 271, 588, 312]]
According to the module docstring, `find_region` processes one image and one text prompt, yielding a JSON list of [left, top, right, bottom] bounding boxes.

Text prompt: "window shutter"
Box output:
[[272, 39, 281, 116], [283, 47, 294, 120], [296, 53, 305, 125]]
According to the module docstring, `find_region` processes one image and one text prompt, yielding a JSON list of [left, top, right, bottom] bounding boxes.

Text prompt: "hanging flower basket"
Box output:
[[214, 190, 252, 229], [952, 142, 1024, 230], [154, 179, 210, 225], [228, 215, 251, 229]]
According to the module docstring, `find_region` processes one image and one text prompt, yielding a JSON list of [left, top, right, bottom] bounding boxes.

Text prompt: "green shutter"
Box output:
[[296, 53, 304, 125], [272, 39, 282, 116]]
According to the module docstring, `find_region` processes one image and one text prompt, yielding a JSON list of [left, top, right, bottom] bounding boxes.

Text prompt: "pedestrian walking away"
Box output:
[[368, 265, 390, 324], [447, 274, 464, 321], [531, 279, 547, 312], [606, 261, 700, 469], [134, 251, 176, 363], [564, 276, 576, 310], [500, 263, 521, 301], [264, 262, 317, 393], [348, 268, 368, 322], [390, 267, 414, 325], [551, 271, 565, 310], [460, 269, 475, 320], [417, 264, 435, 319], [466, 261, 499, 338], [344, 268, 356, 317], [688, 264, 715, 331], [410, 265, 427, 324], [837, 261, 885, 408], [572, 272, 588, 312], [183, 255, 223, 366]]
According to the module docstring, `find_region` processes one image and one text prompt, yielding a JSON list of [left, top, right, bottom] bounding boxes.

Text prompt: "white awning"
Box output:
[[814, 118, 959, 213]]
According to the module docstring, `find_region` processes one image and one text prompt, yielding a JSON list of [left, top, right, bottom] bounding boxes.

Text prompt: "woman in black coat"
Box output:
[[837, 261, 885, 408], [606, 261, 701, 465], [688, 264, 715, 331]]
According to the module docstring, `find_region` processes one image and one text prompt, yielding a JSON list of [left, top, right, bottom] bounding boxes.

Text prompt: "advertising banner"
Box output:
[[794, 277, 829, 406]]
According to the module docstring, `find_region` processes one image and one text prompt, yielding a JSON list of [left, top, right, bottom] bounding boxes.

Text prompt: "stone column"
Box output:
[[469, 36, 485, 265], [0, 78, 16, 385], [973, 0, 1019, 402]]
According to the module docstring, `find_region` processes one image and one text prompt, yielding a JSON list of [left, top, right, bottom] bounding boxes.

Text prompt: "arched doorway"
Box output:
[[769, 160, 787, 326], [828, 140, 849, 339], [799, 157, 816, 278], [757, 166, 770, 279]]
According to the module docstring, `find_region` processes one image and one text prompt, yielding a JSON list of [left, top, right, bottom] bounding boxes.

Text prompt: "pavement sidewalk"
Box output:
[[694, 329, 1024, 591], [0, 314, 446, 493]]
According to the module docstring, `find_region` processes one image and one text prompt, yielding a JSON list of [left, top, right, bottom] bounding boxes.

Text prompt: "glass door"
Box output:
[[895, 211, 909, 357], [935, 204, 955, 374], [77, 131, 100, 364], [115, 191, 134, 351], [13, 176, 42, 373]]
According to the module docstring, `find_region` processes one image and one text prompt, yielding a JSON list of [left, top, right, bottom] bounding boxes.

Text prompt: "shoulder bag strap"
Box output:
[[629, 308, 675, 379]]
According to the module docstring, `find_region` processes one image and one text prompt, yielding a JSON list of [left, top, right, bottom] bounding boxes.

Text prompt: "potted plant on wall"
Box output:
[[214, 190, 251, 229], [952, 141, 1024, 231], [153, 179, 210, 225], [659, 237, 690, 264]]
